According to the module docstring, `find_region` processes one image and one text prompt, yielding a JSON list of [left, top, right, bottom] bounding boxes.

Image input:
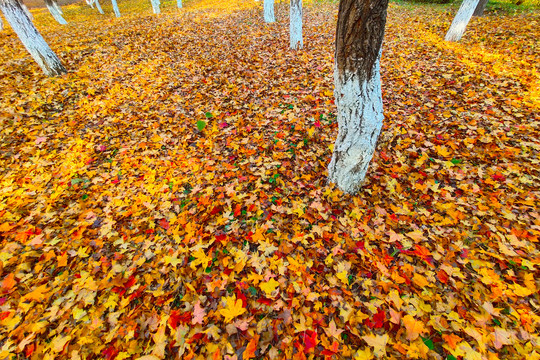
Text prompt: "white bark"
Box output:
[[94, 0, 104, 14], [53, 1, 62, 14], [21, 3, 32, 19], [151, 0, 160, 14], [0, 16, 3, 30], [328, 54, 384, 194], [86, 0, 95, 9], [445, 0, 480, 42], [0, 0, 66, 76], [289, 0, 302, 49], [177, 0, 182, 8], [264, 0, 275, 23], [111, 0, 121, 17], [46, 1, 67, 24]]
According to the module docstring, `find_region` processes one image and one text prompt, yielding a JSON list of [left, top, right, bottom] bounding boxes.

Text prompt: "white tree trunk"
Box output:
[[21, 3, 32, 19], [0, 0, 66, 76], [53, 0, 62, 14], [445, 0, 480, 42], [94, 0, 104, 14], [151, 0, 160, 14], [45, 0, 67, 24], [289, 0, 302, 49], [177, 0, 182, 8], [111, 0, 121, 17], [328, 53, 384, 194], [0, 16, 3, 30], [264, 0, 275, 23], [86, 0, 95, 9]]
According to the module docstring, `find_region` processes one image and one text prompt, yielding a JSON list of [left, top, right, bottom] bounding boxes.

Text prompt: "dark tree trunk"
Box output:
[[328, 0, 389, 194], [473, 0, 488, 16]]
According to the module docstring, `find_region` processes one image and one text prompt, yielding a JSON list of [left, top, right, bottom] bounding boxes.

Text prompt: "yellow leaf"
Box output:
[[21, 284, 49, 303], [402, 315, 426, 341], [51, 335, 71, 352], [336, 270, 349, 286], [260, 278, 280, 297], [362, 334, 388, 358], [219, 295, 246, 323], [354, 347, 373, 360], [412, 273, 430, 288], [57, 252, 68, 267]]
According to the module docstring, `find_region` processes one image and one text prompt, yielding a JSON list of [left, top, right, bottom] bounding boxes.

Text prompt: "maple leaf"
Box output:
[[362, 334, 389, 358], [21, 284, 49, 303], [243, 334, 259, 360], [191, 301, 206, 325], [324, 319, 344, 340], [402, 315, 426, 341], [1, 273, 16, 292], [219, 295, 246, 323], [259, 278, 280, 297]]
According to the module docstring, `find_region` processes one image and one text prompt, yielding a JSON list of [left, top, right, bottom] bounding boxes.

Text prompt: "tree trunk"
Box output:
[[473, 0, 487, 16], [21, 2, 32, 19], [177, 0, 182, 8], [151, 0, 160, 14], [53, 0, 62, 14], [327, 0, 389, 194], [445, 0, 480, 42], [289, 0, 302, 49], [0, 16, 3, 30], [0, 0, 66, 76], [86, 0, 95, 9], [264, 0, 275, 23], [111, 0, 121, 17], [45, 0, 67, 24], [94, 0, 104, 14]]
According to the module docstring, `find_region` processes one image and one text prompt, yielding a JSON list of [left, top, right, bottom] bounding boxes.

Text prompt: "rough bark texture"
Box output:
[[0, 0, 66, 76], [445, 0, 480, 41], [289, 0, 302, 49], [21, 2, 32, 19], [473, 0, 488, 16], [264, 0, 275, 23], [177, 0, 182, 8], [151, 0, 160, 14], [94, 0, 104, 14], [86, 0, 94, 9], [0, 16, 3, 30], [328, 0, 389, 194], [111, 0, 120, 17], [45, 0, 67, 24]]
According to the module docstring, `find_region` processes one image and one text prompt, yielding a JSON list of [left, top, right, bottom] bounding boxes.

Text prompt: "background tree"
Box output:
[[111, 0, 120, 17], [264, 0, 275, 22], [473, 0, 488, 15], [290, 0, 302, 49], [0, 0, 66, 76], [45, 0, 67, 24], [177, 0, 181, 8], [150, 0, 160, 14], [94, 0, 104, 14], [327, 0, 389, 194], [445, 0, 480, 41]]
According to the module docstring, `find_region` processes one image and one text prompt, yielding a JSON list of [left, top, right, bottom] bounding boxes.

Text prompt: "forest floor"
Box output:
[[0, 0, 539, 359]]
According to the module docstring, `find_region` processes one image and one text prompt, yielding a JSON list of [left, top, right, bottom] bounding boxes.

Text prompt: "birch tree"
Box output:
[[45, 0, 67, 24], [94, 0, 104, 14], [290, 0, 302, 49], [445, 0, 480, 42], [327, 0, 389, 194], [0, 15, 3, 30], [150, 0, 160, 14], [177, 0, 182, 9], [0, 0, 66, 76], [264, 0, 275, 23], [111, 0, 121, 17], [473, 0, 488, 16]]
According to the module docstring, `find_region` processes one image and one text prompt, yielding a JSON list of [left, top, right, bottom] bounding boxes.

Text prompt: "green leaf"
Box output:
[[451, 158, 462, 165], [71, 178, 83, 185], [205, 112, 213, 118], [447, 356, 457, 360], [421, 336, 434, 350], [196, 120, 207, 131]]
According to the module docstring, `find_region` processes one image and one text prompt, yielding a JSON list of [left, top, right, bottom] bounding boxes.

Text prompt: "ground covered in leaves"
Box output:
[[1, 0, 539, 359]]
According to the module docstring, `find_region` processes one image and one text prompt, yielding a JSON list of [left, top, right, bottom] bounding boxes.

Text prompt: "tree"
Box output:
[[264, 0, 275, 23], [177, 0, 182, 9], [111, 0, 121, 17], [327, 0, 389, 194], [445, 0, 480, 42], [0, 0, 66, 76], [290, 0, 302, 49], [94, 0, 104, 14], [45, 0, 67, 24], [473, 0, 488, 16], [150, 0, 160, 14]]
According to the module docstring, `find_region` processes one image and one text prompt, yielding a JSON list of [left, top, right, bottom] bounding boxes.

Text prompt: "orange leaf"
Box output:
[[243, 334, 259, 360], [442, 334, 462, 350], [2, 273, 16, 291]]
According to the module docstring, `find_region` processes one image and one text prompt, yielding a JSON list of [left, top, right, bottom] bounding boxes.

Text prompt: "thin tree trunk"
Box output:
[[86, 0, 95, 9], [53, 0, 62, 14], [473, 0, 488, 16], [111, 0, 121, 17], [177, 0, 182, 8], [289, 0, 302, 49], [21, 2, 32, 19], [94, 0, 104, 14], [445, 0, 480, 41], [0, 16, 3, 30], [328, 0, 389, 194], [45, 0, 67, 24], [151, 0, 160, 14], [0, 0, 66, 76], [264, 0, 275, 23]]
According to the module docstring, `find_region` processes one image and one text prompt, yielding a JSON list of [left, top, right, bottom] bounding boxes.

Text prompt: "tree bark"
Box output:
[[177, 0, 182, 8], [151, 0, 160, 14], [45, 0, 67, 24], [327, 0, 389, 194], [0, 0, 66, 76], [111, 0, 121, 17], [264, 0, 275, 23], [94, 0, 104, 14], [473, 0, 487, 16], [0, 16, 3, 30], [21, 2, 32, 19], [289, 0, 302, 49], [86, 0, 95, 9], [445, 0, 480, 41]]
